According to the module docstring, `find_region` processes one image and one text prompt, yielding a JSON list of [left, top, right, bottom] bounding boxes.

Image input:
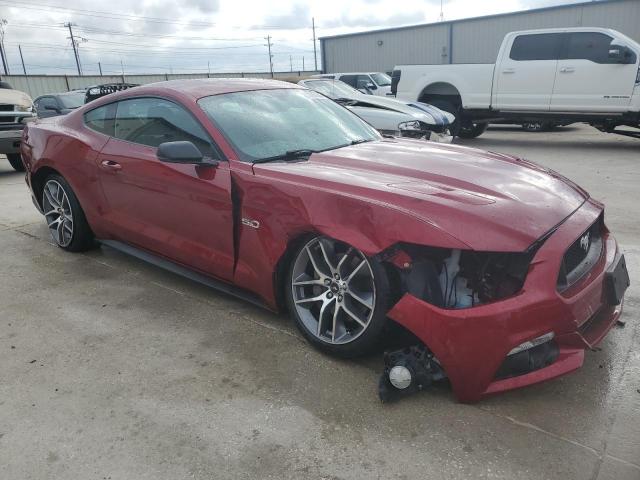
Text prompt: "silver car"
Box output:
[[298, 79, 454, 143]]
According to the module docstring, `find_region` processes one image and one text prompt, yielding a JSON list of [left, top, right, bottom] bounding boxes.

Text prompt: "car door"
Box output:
[[494, 32, 563, 111], [36, 96, 60, 117], [551, 32, 638, 112], [95, 96, 235, 281]]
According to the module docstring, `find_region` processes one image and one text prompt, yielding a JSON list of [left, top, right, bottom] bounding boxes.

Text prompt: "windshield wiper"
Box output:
[[350, 138, 371, 145], [253, 149, 317, 164]]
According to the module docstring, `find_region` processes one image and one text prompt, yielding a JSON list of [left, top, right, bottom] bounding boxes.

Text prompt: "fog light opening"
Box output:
[[508, 332, 555, 356], [389, 365, 412, 389]]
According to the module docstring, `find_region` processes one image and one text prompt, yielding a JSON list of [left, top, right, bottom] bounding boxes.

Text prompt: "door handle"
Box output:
[[560, 67, 575, 73], [100, 160, 122, 171], [502, 68, 515, 74]]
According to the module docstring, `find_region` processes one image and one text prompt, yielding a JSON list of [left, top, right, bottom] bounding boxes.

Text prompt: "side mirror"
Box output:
[[365, 82, 377, 90], [609, 45, 637, 64], [44, 105, 61, 113], [157, 141, 218, 167]]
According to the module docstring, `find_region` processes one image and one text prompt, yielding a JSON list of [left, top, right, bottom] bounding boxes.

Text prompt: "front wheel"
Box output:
[[286, 236, 390, 358], [6, 153, 25, 172]]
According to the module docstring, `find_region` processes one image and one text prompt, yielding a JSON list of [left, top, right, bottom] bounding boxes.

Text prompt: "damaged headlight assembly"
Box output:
[[377, 244, 537, 402]]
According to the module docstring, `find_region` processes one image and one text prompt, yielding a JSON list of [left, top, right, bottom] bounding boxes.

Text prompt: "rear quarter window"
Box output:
[[84, 104, 116, 136]]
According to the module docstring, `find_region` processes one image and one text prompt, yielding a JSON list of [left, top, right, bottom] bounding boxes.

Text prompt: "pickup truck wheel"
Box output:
[[458, 122, 488, 139], [6, 154, 25, 172], [42, 174, 94, 252], [287, 236, 391, 358]]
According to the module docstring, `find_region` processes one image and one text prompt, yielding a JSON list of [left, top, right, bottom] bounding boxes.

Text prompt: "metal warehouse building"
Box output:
[[320, 0, 640, 73]]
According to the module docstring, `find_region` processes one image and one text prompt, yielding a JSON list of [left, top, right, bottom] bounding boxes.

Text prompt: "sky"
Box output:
[[0, 0, 591, 76]]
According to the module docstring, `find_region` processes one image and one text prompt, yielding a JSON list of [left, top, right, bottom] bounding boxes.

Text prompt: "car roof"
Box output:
[[128, 78, 302, 100]]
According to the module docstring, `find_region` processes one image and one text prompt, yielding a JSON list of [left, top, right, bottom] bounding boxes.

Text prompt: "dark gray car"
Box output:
[[33, 91, 85, 118]]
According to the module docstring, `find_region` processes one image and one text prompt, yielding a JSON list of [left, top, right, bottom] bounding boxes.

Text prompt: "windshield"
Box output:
[[370, 73, 392, 87], [58, 92, 85, 109], [198, 88, 380, 162], [302, 80, 360, 99]]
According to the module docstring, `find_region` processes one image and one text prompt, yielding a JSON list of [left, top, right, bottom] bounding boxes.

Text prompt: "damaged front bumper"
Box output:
[[384, 200, 628, 403]]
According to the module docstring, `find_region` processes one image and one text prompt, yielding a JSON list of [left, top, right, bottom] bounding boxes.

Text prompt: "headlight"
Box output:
[[16, 105, 36, 116], [383, 244, 539, 309], [398, 120, 422, 132]]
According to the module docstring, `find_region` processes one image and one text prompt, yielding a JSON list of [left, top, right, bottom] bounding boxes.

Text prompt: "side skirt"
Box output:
[[99, 240, 267, 309]]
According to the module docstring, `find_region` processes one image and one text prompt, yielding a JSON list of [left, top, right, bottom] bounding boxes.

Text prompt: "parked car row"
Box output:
[[19, 77, 629, 403]]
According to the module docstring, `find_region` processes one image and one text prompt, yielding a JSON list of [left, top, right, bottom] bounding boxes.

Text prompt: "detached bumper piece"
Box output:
[[379, 345, 446, 402]]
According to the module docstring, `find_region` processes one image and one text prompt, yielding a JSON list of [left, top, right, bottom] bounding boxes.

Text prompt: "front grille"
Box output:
[[557, 217, 604, 291], [0, 104, 17, 123]]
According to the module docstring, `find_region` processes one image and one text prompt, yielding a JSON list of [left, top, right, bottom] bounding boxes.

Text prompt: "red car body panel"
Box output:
[[19, 79, 626, 402]]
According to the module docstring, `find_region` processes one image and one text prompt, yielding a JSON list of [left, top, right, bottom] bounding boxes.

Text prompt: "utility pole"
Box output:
[[289, 55, 293, 72], [18, 45, 26, 75], [207, 61, 210, 77], [65, 22, 82, 76], [302, 56, 305, 71], [439, 0, 444, 21], [0, 19, 9, 75], [312, 17, 318, 71], [264, 35, 273, 78], [98, 62, 102, 75]]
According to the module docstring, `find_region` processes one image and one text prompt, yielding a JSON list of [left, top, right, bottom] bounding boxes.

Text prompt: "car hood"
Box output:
[[252, 139, 589, 252], [0, 88, 33, 108], [351, 95, 453, 126]]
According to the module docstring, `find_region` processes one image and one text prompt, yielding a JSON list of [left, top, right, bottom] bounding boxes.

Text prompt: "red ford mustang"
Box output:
[[19, 79, 629, 403]]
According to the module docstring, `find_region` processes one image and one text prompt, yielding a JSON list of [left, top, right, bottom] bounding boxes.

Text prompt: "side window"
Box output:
[[114, 97, 217, 158], [339, 75, 358, 87], [509, 33, 563, 61], [356, 75, 373, 89], [38, 96, 58, 111], [84, 103, 116, 136], [565, 32, 614, 63]]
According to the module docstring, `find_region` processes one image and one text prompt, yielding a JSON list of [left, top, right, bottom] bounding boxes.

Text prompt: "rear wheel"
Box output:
[[7, 153, 25, 172], [42, 174, 94, 252], [286, 236, 390, 358]]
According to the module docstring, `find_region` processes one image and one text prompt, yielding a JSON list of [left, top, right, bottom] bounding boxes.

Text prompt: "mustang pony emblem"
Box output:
[[580, 232, 591, 252]]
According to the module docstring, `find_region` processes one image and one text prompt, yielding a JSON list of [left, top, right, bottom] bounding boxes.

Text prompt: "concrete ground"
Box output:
[[0, 123, 638, 480]]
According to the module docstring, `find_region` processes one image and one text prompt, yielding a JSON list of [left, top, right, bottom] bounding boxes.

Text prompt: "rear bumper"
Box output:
[[387, 200, 627, 403]]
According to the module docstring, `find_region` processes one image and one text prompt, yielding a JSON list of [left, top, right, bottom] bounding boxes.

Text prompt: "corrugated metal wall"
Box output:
[[1, 71, 321, 98], [322, 23, 450, 73], [321, 0, 640, 72]]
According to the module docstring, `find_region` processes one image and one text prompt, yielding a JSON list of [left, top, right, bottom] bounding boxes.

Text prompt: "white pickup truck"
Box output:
[[392, 27, 640, 138]]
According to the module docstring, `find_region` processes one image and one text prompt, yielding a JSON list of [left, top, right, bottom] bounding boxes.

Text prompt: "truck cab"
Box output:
[[493, 27, 639, 113], [394, 27, 640, 138]]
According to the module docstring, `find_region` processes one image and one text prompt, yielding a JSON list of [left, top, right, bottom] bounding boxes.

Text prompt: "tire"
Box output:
[[428, 99, 461, 137], [458, 122, 488, 139], [286, 235, 391, 358], [7, 153, 25, 172], [41, 174, 94, 252]]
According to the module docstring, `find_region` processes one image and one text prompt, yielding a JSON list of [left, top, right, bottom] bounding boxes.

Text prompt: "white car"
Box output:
[[393, 27, 640, 139], [0, 81, 35, 171], [312, 72, 393, 97], [298, 78, 454, 143]]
